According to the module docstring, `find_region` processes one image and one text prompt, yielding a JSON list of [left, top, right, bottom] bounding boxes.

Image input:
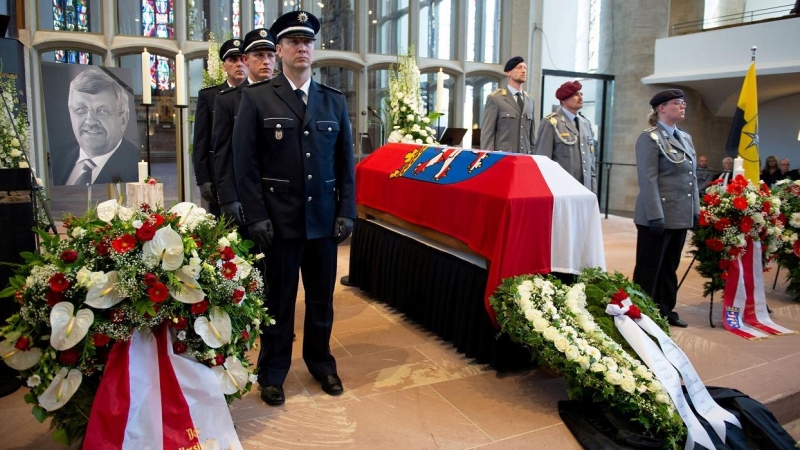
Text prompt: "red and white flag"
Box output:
[[84, 326, 242, 449]]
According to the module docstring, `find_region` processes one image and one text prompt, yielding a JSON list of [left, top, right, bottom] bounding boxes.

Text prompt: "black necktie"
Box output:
[[573, 117, 580, 133], [673, 129, 682, 146], [295, 88, 306, 114], [516, 92, 524, 113], [74, 159, 95, 186]]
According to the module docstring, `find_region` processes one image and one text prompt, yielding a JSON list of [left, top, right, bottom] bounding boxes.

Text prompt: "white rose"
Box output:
[[746, 192, 757, 205], [565, 345, 580, 361], [604, 371, 623, 386], [523, 308, 537, 322], [9, 149, 22, 157], [76, 267, 92, 286], [132, 220, 144, 229], [227, 231, 240, 243], [590, 362, 607, 373], [71, 227, 86, 238], [604, 359, 618, 372], [586, 346, 601, 360], [415, 139, 423, 144], [543, 326, 559, 342], [554, 336, 568, 352], [648, 380, 664, 393], [18, 161, 28, 168], [411, 124, 420, 132], [621, 377, 636, 393], [656, 393, 670, 404], [532, 317, 549, 332], [407, 114, 415, 122], [578, 355, 591, 370], [218, 237, 231, 249], [10, 138, 20, 147], [425, 136, 434, 144], [422, 117, 430, 123]]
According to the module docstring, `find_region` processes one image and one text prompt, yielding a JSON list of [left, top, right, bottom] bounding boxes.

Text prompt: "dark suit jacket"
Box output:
[[192, 82, 227, 187], [212, 79, 250, 206], [233, 72, 356, 240], [51, 138, 139, 186]]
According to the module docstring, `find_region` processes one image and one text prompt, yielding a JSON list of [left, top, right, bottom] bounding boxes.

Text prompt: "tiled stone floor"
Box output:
[[1, 214, 799, 449]]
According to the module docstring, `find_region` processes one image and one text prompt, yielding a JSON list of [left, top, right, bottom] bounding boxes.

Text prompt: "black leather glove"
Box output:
[[199, 182, 217, 204], [693, 214, 699, 227], [334, 217, 354, 244], [221, 201, 244, 226], [248, 220, 274, 249], [648, 218, 665, 236]]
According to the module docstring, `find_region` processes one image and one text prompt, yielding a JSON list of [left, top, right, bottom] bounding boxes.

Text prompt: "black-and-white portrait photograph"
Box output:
[[42, 63, 140, 186]]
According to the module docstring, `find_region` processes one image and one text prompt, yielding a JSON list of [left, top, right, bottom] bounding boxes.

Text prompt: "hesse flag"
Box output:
[[725, 62, 759, 184]]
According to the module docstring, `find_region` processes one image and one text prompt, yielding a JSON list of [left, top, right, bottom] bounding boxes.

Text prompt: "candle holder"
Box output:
[[142, 102, 153, 176], [175, 104, 188, 202]]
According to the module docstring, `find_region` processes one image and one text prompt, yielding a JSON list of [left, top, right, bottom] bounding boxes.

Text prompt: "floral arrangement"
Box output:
[[202, 32, 229, 88], [770, 179, 800, 299], [490, 272, 685, 448], [385, 46, 441, 145], [690, 174, 783, 296], [0, 72, 30, 169], [144, 176, 159, 185], [0, 200, 269, 445]]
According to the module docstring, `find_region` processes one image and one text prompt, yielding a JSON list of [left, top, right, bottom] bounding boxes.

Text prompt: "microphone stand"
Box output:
[[368, 107, 385, 147], [0, 88, 57, 237]]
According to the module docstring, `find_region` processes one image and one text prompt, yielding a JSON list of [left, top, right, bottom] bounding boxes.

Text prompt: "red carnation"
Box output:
[[95, 241, 110, 256], [140, 203, 152, 213], [703, 193, 721, 206], [112, 234, 137, 253], [762, 201, 771, 214], [793, 240, 800, 258], [232, 288, 245, 305], [740, 215, 754, 233], [699, 211, 711, 227], [220, 246, 235, 261], [110, 308, 125, 324], [49, 273, 71, 292], [14, 336, 31, 351], [46, 290, 63, 307], [93, 333, 111, 347], [173, 341, 188, 354], [60, 249, 78, 263], [705, 238, 724, 252], [191, 299, 209, 315], [732, 197, 748, 211], [713, 217, 730, 231], [241, 330, 250, 340], [778, 213, 787, 226], [173, 316, 189, 330], [150, 214, 165, 226], [611, 289, 628, 302], [136, 222, 156, 241], [729, 246, 742, 257], [143, 272, 158, 288], [58, 348, 80, 366], [148, 282, 169, 303], [215, 353, 225, 365], [220, 261, 237, 280]]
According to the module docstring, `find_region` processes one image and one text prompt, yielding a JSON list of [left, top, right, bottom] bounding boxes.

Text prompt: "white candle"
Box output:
[[176, 51, 186, 106], [733, 157, 745, 177], [141, 48, 151, 105], [436, 68, 445, 114], [156, 112, 159, 125], [138, 160, 148, 183]]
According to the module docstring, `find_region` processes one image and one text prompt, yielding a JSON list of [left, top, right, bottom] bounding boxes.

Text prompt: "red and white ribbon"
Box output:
[[84, 326, 242, 449]]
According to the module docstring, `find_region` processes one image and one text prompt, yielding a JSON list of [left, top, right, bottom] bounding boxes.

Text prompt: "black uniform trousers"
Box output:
[[257, 236, 338, 386], [632, 225, 687, 322]]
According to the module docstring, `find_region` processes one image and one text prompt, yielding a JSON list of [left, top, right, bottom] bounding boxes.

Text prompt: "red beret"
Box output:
[[555, 81, 582, 101]]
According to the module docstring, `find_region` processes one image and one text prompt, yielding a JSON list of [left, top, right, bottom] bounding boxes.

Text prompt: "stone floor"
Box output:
[[1, 214, 799, 449]]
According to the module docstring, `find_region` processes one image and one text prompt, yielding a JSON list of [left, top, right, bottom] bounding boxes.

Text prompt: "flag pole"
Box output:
[[751, 46, 757, 62]]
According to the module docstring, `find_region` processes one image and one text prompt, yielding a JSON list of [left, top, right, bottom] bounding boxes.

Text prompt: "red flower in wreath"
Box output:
[[220, 246, 235, 261], [95, 241, 110, 256], [46, 290, 63, 307], [58, 348, 80, 366], [703, 193, 721, 206], [14, 336, 31, 351], [148, 282, 169, 303], [172, 316, 188, 330], [241, 329, 250, 340], [220, 261, 237, 280], [740, 215, 754, 233], [49, 273, 70, 292], [112, 234, 137, 253], [762, 201, 771, 214], [719, 259, 731, 270], [150, 213, 165, 226], [705, 238, 725, 252], [60, 249, 78, 263], [136, 222, 157, 241], [729, 246, 743, 258], [232, 288, 245, 305], [93, 333, 111, 347], [191, 299, 209, 315], [611, 288, 628, 302], [699, 210, 712, 227], [793, 240, 800, 258], [143, 272, 158, 288], [732, 197, 748, 211], [173, 341, 188, 354], [713, 217, 731, 231]]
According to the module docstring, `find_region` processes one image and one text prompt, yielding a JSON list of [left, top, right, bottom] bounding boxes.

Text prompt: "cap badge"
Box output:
[[259, 29, 267, 38], [298, 12, 309, 23], [233, 40, 240, 46]]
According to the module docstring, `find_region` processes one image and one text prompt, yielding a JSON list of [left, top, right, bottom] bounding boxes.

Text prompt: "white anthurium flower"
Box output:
[[230, 256, 252, 281], [169, 202, 208, 230], [194, 307, 232, 348], [170, 266, 205, 304], [142, 226, 184, 271], [84, 271, 124, 309], [50, 302, 94, 351], [211, 355, 249, 395], [38, 368, 82, 411], [0, 340, 42, 370]]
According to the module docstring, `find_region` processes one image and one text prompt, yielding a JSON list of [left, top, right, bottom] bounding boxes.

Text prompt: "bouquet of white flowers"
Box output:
[[385, 47, 441, 145], [0, 72, 30, 169]]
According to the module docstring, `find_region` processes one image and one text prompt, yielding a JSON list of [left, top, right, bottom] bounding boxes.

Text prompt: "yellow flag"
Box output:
[[725, 62, 759, 184]]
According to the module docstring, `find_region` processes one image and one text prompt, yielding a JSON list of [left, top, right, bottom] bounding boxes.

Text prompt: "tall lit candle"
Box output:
[[141, 48, 151, 105], [138, 160, 148, 183], [436, 68, 445, 114], [176, 51, 186, 106], [733, 157, 745, 177]]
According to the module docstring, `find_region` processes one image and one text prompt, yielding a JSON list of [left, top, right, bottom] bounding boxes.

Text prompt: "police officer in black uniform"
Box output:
[[213, 29, 276, 225], [233, 10, 356, 406], [192, 38, 246, 217]]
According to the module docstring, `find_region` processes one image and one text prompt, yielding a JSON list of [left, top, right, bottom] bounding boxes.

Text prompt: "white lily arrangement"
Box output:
[[0, 199, 269, 445], [385, 46, 441, 145], [0, 72, 30, 168]]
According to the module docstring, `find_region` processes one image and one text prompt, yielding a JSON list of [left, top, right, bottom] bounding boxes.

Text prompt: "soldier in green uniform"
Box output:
[[479, 56, 535, 153]]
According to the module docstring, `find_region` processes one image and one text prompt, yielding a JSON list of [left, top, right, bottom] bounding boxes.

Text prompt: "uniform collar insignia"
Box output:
[[298, 12, 309, 23]]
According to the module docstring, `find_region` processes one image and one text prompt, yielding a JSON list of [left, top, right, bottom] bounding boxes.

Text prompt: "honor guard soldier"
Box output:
[[534, 80, 597, 193], [233, 10, 356, 406], [633, 89, 699, 328], [480, 56, 536, 153], [192, 38, 246, 216], [213, 28, 276, 226]]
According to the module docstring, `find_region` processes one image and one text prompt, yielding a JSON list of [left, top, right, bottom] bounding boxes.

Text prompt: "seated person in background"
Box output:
[[696, 155, 715, 193], [777, 158, 799, 183], [760, 155, 782, 187], [716, 157, 733, 186]]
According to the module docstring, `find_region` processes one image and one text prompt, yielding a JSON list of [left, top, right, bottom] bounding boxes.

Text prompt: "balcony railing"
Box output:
[[671, 3, 797, 36]]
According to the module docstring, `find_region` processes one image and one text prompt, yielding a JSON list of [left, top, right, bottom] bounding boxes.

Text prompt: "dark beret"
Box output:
[[270, 10, 320, 41], [504, 56, 524, 73], [243, 28, 276, 53], [218, 39, 243, 61], [555, 81, 582, 101], [649, 89, 684, 107]]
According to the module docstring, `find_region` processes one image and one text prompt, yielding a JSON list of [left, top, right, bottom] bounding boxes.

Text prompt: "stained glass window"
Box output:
[[148, 54, 175, 91], [52, 0, 92, 64], [253, 0, 265, 28], [142, 0, 174, 38], [232, 0, 241, 38]]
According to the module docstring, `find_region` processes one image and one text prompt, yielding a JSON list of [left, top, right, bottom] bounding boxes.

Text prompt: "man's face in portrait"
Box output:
[[69, 89, 127, 157]]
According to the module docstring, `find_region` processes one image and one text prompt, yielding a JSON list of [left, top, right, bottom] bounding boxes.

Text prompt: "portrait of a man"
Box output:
[[44, 65, 140, 186]]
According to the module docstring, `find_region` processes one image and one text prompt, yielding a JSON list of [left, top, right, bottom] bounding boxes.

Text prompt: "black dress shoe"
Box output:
[[340, 275, 355, 287], [315, 374, 344, 396], [669, 318, 689, 328], [260, 385, 285, 406]]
